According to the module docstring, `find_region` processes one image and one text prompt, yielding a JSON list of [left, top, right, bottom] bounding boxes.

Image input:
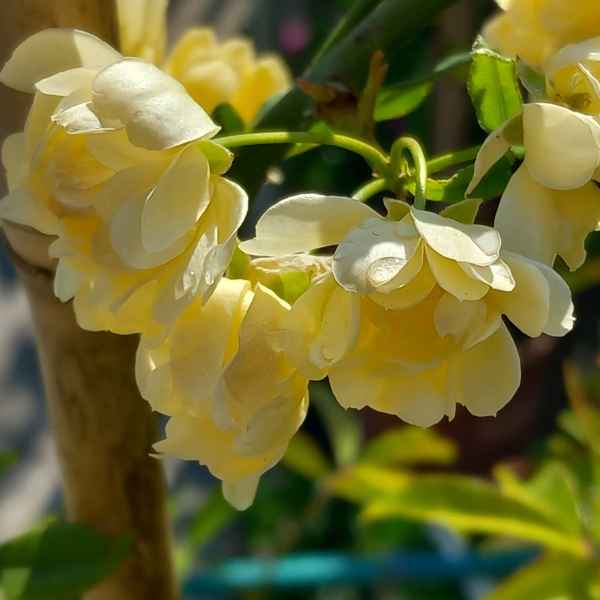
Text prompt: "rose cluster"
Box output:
[[0, 1, 597, 508]]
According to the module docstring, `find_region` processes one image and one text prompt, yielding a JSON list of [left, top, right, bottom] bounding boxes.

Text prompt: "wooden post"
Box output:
[[0, 2, 179, 599]]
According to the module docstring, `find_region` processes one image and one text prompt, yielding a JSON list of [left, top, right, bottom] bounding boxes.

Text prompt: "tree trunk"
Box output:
[[0, 2, 179, 599]]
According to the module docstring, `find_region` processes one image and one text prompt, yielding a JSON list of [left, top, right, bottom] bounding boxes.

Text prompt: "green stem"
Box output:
[[391, 137, 428, 210], [215, 131, 390, 177], [427, 145, 480, 175], [352, 178, 388, 202]]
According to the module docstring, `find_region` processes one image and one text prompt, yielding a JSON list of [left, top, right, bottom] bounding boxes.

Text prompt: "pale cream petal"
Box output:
[[466, 119, 514, 196], [449, 322, 520, 417], [117, 0, 168, 63], [0, 187, 60, 235], [168, 278, 251, 413], [35, 67, 97, 97], [234, 392, 308, 456], [24, 93, 61, 160], [553, 180, 600, 271], [329, 357, 447, 428], [376, 243, 425, 293], [282, 273, 360, 379], [527, 259, 575, 336], [369, 261, 436, 310], [52, 101, 109, 134], [332, 217, 419, 294], [487, 251, 550, 337], [240, 194, 380, 256], [494, 165, 558, 266], [110, 191, 194, 269], [545, 37, 600, 78], [460, 258, 515, 292], [92, 59, 219, 150], [222, 476, 260, 511], [426, 247, 489, 301], [2, 133, 27, 190], [141, 146, 210, 253], [434, 294, 502, 349], [523, 103, 600, 190], [0, 29, 120, 93], [53, 259, 81, 302], [412, 208, 500, 266], [86, 129, 164, 170]]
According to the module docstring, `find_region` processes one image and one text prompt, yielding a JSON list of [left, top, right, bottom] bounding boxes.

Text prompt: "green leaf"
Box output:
[[468, 37, 523, 132], [440, 198, 482, 224], [283, 431, 332, 480], [212, 102, 245, 134], [310, 381, 362, 467], [375, 81, 432, 121], [375, 51, 471, 121], [517, 59, 547, 102], [406, 156, 512, 202], [0, 451, 17, 474], [362, 475, 588, 556], [326, 464, 411, 504], [0, 522, 130, 600], [483, 554, 595, 600], [361, 427, 457, 467], [494, 462, 583, 537]]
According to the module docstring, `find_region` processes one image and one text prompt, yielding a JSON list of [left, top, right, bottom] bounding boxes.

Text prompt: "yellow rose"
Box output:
[[117, 0, 168, 64], [483, 0, 600, 69], [136, 279, 309, 509], [0, 29, 246, 334], [469, 42, 600, 271], [164, 28, 290, 123], [241, 194, 574, 426]]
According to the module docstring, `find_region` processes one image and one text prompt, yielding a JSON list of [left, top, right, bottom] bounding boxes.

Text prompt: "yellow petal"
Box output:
[[449, 322, 520, 417], [434, 294, 501, 349], [332, 217, 419, 294], [0, 187, 60, 235], [376, 243, 425, 293], [369, 260, 436, 310], [529, 260, 575, 336], [460, 258, 515, 292], [282, 273, 360, 379], [487, 251, 550, 337], [412, 207, 500, 266], [240, 194, 380, 256], [117, 0, 168, 63], [109, 187, 194, 269], [467, 117, 519, 196], [426, 247, 489, 301], [35, 67, 97, 97], [141, 145, 210, 253], [0, 29, 120, 93], [496, 164, 600, 270], [222, 476, 260, 511], [2, 133, 26, 191], [92, 59, 219, 149], [523, 102, 600, 190], [330, 355, 448, 428]]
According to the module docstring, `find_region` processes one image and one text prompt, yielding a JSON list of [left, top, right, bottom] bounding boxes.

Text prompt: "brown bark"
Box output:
[[0, 2, 179, 598]]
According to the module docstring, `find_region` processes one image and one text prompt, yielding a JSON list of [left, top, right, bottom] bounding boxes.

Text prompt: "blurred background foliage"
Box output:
[[2, 0, 600, 598]]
